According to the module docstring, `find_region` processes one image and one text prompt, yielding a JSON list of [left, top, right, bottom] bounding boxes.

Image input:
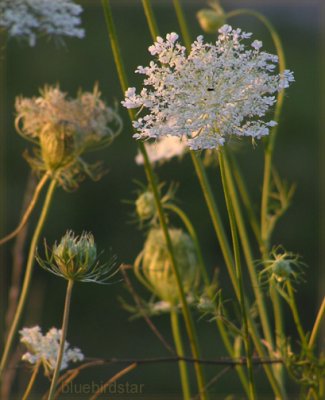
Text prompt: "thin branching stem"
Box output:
[[309, 296, 325, 350], [0, 178, 57, 381], [218, 150, 256, 400], [0, 172, 50, 246]]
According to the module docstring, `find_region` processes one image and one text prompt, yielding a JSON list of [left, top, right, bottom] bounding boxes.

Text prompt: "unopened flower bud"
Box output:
[[135, 191, 156, 221], [272, 260, 293, 282], [53, 231, 97, 279], [196, 5, 226, 34], [140, 228, 198, 304]]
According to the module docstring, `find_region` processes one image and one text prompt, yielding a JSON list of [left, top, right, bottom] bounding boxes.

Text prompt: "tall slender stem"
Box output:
[[170, 310, 191, 400], [101, 2, 207, 397], [48, 279, 74, 400], [286, 282, 308, 349], [218, 150, 256, 400], [0, 178, 57, 381], [22, 361, 41, 400], [222, 152, 274, 351], [226, 9, 287, 391], [171, 2, 285, 396], [165, 203, 250, 396], [309, 296, 325, 350]]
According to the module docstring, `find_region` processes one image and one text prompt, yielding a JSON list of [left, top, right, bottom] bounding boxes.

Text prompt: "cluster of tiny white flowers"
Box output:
[[15, 85, 121, 144], [0, 0, 85, 46], [122, 25, 294, 150], [20, 326, 84, 374], [135, 136, 187, 165]]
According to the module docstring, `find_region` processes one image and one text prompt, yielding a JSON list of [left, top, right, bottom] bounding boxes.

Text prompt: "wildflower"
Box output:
[[15, 85, 122, 189], [0, 0, 85, 46], [134, 228, 199, 305], [36, 230, 118, 283], [135, 136, 187, 165], [20, 326, 84, 376], [122, 26, 294, 150]]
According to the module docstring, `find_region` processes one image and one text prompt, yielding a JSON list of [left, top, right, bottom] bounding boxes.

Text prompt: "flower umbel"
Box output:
[[36, 230, 118, 283], [122, 26, 294, 150], [0, 0, 85, 46], [15, 85, 122, 189], [20, 326, 84, 376]]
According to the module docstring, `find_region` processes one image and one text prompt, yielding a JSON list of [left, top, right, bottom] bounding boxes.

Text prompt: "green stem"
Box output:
[[141, 0, 160, 42], [170, 2, 284, 395], [228, 153, 262, 247], [101, 2, 207, 398], [172, 0, 192, 50], [226, 9, 287, 392], [0, 178, 57, 381], [170, 310, 191, 400], [22, 361, 41, 400], [286, 282, 308, 349], [309, 296, 325, 350], [223, 152, 274, 351], [48, 279, 74, 400], [218, 150, 256, 400], [165, 203, 250, 396]]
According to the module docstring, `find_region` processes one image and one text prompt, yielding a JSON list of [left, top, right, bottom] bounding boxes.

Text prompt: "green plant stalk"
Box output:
[[228, 153, 262, 247], [170, 310, 191, 400], [226, 9, 287, 390], [286, 282, 308, 350], [101, 2, 207, 398], [308, 296, 325, 350], [171, 2, 285, 395], [223, 152, 274, 351], [165, 203, 250, 396], [0, 178, 57, 381], [48, 279, 74, 400], [22, 360, 41, 400], [218, 150, 256, 400]]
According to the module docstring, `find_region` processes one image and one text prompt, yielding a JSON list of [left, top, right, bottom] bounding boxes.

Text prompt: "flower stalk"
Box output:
[[101, 1, 207, 397], [47, 279, 74, 400], [218, 150, 256, 400], [0, 178, 57, 382]]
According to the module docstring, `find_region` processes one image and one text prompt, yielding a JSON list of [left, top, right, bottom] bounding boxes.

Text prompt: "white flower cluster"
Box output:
[[122, 25, 294, 150], [135, 136, 187, 165], [20, 326, 84, 375], [0, 0, 85, 46]]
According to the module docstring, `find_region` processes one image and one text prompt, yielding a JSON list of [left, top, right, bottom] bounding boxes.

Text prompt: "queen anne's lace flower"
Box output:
[[135, 136, 187, 165], [0, 0, 84, 46], [122, 26, 294, 150], [20, 326, 84, 375]]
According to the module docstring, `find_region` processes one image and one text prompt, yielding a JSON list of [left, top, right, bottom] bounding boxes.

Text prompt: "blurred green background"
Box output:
[[0, 0, 323, 398]]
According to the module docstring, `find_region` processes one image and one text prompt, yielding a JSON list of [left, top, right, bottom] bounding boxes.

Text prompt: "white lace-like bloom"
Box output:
[[20, 326, 84, 375], [0, 0, 84, 46], [122, 25, 294, 150], [135, 136, 187, 165]]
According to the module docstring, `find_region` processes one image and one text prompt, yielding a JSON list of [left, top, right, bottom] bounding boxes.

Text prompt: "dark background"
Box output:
[[0, 0, 323, 398]]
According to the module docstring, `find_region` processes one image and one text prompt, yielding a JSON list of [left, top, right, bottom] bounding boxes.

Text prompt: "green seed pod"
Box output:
[[39, 123, 75, 170], [53, 231, 97, 280], [141, 228, 198, 305], [272, 260, 293, 282], [135, 191, 156, 221], [196, 6, 226, 34]]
